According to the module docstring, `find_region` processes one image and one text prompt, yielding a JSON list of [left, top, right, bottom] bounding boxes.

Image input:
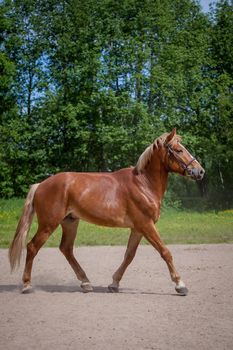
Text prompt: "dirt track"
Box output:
[[0, 245, 233, 350]]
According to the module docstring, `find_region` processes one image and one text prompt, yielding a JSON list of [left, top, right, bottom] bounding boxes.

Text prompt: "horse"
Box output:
[[9, 128, 205, 295]]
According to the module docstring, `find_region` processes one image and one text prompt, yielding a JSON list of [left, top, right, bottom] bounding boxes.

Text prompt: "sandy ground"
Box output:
[[0, 244, 233, 350]]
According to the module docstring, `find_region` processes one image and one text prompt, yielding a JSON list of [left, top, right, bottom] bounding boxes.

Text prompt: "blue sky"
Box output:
[[200, 0, 213, 12]]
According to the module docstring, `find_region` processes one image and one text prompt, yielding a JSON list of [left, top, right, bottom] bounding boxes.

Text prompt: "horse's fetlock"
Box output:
[[171, 273, 180, 283]]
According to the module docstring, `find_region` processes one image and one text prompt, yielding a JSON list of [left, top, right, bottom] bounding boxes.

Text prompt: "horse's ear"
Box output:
[[165, 128, 176, 145]]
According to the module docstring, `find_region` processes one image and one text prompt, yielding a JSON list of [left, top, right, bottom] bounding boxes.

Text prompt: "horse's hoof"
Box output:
[[22, 284, 33, 294], [175, 286, 189, 296], [81, 282, 93, 293], [108, 285, 119, 293]]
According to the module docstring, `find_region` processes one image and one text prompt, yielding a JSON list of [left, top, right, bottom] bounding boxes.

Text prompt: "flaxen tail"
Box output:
[[8, 183, 40, 271]]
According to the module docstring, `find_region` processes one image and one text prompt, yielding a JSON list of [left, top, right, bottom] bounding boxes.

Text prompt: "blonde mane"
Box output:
[[135, 133, 181, 174], [135, 142, 156, 174]]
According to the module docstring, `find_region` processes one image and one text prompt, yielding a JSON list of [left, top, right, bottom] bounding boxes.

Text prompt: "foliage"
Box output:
[[0, 0, 232, 208]]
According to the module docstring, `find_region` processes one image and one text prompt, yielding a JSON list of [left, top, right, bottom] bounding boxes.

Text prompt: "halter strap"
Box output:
[[166, 145, 196, 174]]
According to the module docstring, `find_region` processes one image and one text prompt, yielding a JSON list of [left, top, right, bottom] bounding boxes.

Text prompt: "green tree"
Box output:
[[205, 0, 233, 207], [0, 0, 232, 209]]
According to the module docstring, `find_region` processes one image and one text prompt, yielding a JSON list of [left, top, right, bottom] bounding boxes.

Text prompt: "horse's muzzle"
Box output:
[[186, 167, 205, 181]]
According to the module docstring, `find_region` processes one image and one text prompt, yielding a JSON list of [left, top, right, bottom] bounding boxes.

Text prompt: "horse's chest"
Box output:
[[132, 189, 160, 222]]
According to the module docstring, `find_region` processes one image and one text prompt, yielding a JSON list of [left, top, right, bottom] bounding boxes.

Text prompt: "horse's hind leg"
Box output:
[[60, 217, 93, 292], [108, 230, 142, 292], [22, 225, 57, 293]]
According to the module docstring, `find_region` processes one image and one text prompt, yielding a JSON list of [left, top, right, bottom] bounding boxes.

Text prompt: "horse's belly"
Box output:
[[68, 195, 132, 228], [72, 205, 133, 228]]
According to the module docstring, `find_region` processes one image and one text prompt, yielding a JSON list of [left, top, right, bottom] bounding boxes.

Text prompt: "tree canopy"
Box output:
[[0, 0, 232, 209]]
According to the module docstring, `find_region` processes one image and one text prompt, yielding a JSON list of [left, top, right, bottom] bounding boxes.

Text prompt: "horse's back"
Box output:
[[34, 169, 133, 201]]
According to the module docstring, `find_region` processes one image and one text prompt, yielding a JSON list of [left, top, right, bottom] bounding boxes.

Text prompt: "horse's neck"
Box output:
[[144, 151, 169, 201]]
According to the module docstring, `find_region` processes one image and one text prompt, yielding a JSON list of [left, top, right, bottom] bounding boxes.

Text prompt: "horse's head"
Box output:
[[159, 128, 205, 180]]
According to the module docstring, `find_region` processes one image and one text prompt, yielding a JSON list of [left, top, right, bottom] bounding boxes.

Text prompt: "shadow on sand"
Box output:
[[0, 283, 180, 296]]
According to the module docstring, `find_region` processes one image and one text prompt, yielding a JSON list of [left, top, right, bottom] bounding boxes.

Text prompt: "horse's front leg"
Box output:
[[141, 221, 188, 296], [108, 230, 142, 292]]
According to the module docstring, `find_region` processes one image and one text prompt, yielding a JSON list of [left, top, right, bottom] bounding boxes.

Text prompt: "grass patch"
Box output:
[[0, 198, 233, 248]]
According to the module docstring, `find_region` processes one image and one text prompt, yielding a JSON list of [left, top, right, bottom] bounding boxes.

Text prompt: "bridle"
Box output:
[[166, 144, 196, 175]]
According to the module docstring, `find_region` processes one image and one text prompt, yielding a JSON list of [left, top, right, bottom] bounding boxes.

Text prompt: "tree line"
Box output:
[[0, 0, 232, 209]]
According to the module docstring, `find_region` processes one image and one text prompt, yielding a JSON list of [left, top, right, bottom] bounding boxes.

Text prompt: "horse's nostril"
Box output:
[[198, 169, 205, 179]]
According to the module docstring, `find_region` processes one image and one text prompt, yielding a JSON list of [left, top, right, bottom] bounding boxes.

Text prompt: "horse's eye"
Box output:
[[177, 149, 183, 153]]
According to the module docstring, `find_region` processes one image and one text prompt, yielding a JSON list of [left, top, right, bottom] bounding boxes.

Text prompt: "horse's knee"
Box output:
[[160, 248, 172, 262]]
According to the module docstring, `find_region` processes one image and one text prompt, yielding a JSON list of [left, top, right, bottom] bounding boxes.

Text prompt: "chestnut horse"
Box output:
[[9, 128, 204, 295]]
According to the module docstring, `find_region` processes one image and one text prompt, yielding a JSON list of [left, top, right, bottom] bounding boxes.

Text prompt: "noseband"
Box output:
[[166, 144, 196, 175]]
